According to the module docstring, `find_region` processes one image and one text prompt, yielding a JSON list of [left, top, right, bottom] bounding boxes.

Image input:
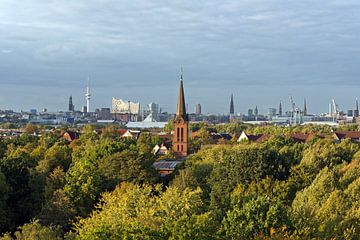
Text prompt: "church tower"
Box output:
[[173, 72, 188, 157], [230, 94, 234, 115], [68, 95, 74, 112]]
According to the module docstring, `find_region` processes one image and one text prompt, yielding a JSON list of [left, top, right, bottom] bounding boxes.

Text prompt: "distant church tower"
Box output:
[[230, 94, 234, 115], [279, 101, 282, 116], [68, 95, 74, 112], [173, 71, 189, 157]]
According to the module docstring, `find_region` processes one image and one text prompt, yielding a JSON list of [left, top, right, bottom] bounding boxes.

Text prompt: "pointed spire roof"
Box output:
[[279, 100, 282, 115], [176, 71, 186, 117], [304, 98, 307, 115], [230, 94, 234, 115], [356, 97, 359, 111]]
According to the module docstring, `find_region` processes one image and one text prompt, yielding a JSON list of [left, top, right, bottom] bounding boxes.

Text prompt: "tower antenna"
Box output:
[[85, 76, 91, 113]]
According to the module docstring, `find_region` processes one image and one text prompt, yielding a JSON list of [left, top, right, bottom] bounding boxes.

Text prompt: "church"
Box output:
[[172, 73, 189, 157]]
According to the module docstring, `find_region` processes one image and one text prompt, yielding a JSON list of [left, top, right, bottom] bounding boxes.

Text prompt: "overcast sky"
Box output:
[[1, 0, 360, 114]]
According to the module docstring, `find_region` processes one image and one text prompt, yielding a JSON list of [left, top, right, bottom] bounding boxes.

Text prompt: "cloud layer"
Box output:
[[1, 0, 360, 114]]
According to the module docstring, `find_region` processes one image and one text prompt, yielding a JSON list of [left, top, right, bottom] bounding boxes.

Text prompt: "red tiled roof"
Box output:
[[117, 129, 128, 135], [333, 131, 360, 140]]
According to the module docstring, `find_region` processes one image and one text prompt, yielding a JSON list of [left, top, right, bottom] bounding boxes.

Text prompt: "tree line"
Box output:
[[0, 123, 359, 239]]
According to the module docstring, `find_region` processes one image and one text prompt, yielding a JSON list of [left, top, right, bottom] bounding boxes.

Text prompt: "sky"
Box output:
[[1, 0, 360, 115]]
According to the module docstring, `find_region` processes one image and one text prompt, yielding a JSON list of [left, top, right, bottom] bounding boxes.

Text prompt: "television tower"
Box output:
[[85, 77, 91, 113]]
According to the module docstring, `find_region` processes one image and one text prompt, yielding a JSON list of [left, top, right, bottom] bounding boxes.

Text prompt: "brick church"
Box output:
[[172, 74, 189, 157]]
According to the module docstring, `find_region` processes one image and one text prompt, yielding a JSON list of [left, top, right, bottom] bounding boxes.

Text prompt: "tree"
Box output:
[[36, 143, 71, 174], [0, 171, 10, 233], [74, 183, 216, 239], [0, 219, 62, 240], [222, 195, 290, 239]]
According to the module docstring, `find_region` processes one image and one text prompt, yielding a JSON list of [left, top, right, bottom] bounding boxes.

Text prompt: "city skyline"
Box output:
[[1, 1, 360, 113]]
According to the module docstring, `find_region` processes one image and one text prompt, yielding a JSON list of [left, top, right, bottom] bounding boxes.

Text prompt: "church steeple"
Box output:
[[230, 94, 234, 115], [176, 72, 187, 117], [279, 100, 282, 116], [173, 69, 189, 157], [68, 95, 74, 112]]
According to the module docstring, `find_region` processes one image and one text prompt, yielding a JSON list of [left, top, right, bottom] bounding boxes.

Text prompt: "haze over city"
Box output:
[[1, 0, 360, 113]]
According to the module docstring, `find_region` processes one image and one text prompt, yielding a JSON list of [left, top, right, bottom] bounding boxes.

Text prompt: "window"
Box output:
[[177, 127, 180, 141], [180, 127, 184, 141], [181, 145, 183, 151]]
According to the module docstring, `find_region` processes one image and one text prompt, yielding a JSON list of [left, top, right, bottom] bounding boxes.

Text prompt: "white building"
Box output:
[[112, 98, 140, 114]]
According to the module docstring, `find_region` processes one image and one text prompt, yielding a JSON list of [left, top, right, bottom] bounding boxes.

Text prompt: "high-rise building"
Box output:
[[82, 106, 87, 113], [195, 103, 202, 115], [147, 102, 160, 114], [230, 94, 234, 115], [355, 98, 359, 117], [68, 95, 74, 112], [173, 72, 188, 157], [99, 108, 111, 120]]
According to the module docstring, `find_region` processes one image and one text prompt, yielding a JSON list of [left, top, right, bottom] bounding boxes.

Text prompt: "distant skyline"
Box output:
[[1, 1, 360, 114]]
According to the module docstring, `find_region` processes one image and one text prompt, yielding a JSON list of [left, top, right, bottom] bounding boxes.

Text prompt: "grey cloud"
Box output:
[[0, 0, 360, 112]]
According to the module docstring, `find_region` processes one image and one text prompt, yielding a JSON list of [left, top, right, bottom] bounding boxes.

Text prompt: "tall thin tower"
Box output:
[[355, 97, 359, 117], [68, 95, 74, 112], [303, 98, 307, 116], [85, 77, 91, 113], [279, 101, 282, 116], [230, 94, 234, 115]]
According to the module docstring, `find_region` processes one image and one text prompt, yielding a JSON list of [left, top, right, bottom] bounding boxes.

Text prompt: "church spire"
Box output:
[[303, 98, 307, 116], [176, 70, 186, 117], [173, 68, 189, 158], [279, 100, 282, 116], [230, 94, 234, 115]]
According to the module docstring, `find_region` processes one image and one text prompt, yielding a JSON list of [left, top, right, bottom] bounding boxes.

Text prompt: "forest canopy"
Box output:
[[0, 123, 359, 239]]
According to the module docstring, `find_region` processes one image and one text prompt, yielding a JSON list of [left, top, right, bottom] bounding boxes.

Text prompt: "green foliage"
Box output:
[[0, 219, 62, 240], [0, 171, 10, 232], [36, 143, 72, 173], [291, 160, 360, 239], [223, 195, 290, 239], [1, 123, 360, 238], [74, 183, 216, 239]]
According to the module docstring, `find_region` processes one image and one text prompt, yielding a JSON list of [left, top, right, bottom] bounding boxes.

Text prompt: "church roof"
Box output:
[[176, 79, 187, 117]]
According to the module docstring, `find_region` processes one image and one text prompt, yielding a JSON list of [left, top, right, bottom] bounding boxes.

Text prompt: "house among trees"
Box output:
[[62, 131, 80, 142], [211, 132, 232, 143], [152, 142, 172, 156], [121, 130, 141, 139], [289, 132, 316, 143], [332, 131, 360, 142], [237, 131, 269, 143], [152, 160, 182, 177]]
